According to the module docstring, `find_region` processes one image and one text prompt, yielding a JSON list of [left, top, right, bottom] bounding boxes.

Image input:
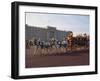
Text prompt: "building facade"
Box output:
[[25, 24, 72, 42]]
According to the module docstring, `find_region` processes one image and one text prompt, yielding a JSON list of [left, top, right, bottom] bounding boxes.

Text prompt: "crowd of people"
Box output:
[[26, 33, 89, 56]]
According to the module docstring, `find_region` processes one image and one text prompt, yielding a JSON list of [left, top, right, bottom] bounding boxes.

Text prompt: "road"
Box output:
[[25, 49, 89, 68]]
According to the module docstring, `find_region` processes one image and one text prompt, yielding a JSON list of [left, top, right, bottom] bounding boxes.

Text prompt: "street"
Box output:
[[25, 49, 89, 68]]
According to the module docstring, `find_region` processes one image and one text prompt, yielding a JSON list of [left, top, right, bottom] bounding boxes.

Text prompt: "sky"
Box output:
[[25, 12, 89, 36]]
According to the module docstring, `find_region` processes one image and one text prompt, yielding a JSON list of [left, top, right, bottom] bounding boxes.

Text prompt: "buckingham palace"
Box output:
[[25, 24, 72, 42]]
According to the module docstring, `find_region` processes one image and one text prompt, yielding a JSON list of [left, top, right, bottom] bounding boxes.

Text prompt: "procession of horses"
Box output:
[[26, 33, 89, 56]]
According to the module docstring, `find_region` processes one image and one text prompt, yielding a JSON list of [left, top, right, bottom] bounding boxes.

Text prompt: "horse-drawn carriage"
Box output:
[[65, 33, 89, 51]]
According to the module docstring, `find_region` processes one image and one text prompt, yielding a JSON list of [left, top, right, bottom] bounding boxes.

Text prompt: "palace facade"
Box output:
[[25, 24, 72, 42]]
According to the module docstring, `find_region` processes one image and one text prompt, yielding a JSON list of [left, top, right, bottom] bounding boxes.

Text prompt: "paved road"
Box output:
[[25, 49, 89, 68]]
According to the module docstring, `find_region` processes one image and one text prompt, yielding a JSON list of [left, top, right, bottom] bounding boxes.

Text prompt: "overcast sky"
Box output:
[[25, 12, 89, 36]]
